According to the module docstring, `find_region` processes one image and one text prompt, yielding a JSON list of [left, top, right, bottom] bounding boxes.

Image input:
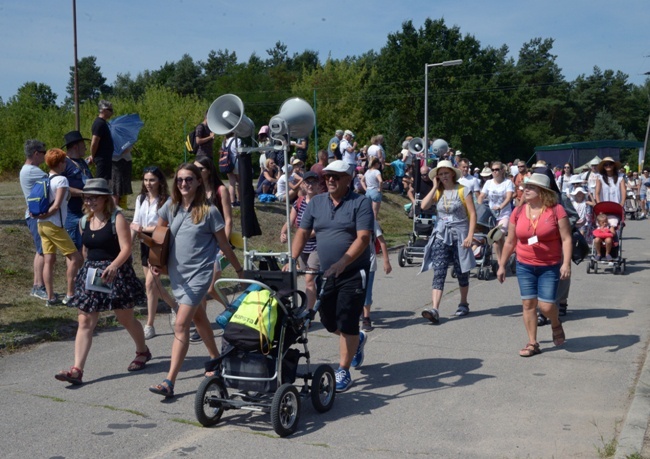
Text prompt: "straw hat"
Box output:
[[428, 160, 461, 181], [597, 157, 622, 174], [525, 173, 555, 192], [531, 160, 547, 169], [480, 167, 492, 177]]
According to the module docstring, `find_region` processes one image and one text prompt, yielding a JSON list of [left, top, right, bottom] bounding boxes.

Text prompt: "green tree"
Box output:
[[66, 56, 111, 104]]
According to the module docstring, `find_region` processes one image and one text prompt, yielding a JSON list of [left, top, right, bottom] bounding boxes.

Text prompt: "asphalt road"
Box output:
[[1, 218, 650, 459]]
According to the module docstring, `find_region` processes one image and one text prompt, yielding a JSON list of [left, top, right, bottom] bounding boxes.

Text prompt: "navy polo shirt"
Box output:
[[300, 189, 374, 273]]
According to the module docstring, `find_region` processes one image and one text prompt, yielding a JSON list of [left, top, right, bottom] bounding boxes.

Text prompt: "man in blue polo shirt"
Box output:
[[288, 160, 374, 392], [61, 130, 93, 251]]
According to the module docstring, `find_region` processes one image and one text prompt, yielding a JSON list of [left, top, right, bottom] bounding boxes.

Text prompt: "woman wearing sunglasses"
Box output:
[[149, 163, 243, 398], [478, 161, 515, 263], [595, 157, 626, 207], [130, 166, 177, 340], [55, 178, 148, 386]]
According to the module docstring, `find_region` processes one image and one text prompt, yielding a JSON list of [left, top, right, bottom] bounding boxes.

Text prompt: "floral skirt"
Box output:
[[70, 258, 145, 313]]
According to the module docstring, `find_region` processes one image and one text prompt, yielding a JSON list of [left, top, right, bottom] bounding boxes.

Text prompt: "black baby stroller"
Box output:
[[398, 200, 436, 267], [586, 202, 626, 274], [195, 269, 335, 437]]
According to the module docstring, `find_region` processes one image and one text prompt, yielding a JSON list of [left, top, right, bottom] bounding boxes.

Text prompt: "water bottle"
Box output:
[[215, 284, 263, 329]]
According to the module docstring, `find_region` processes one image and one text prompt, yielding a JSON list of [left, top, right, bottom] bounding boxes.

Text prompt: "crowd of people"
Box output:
[[18, 99, 648, 396]]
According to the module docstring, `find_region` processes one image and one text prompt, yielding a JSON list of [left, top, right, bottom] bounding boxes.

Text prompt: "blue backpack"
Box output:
[[27, 174, 58, 217]]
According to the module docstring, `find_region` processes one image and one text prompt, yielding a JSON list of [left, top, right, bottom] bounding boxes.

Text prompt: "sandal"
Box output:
[[55, 366, 84, 385], [149, 379, 175, 398], [421, 308, 439, 324], [128, 347, 152, 372], [558, 303, 567, 317], [552, 323, 566, 346], [454, 303, 470, 317], [519, 343, 541, 357]]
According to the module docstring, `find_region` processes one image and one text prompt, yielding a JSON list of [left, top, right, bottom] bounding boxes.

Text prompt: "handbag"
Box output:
[[140, 225, 170, 274], [571, 230, 590, 265]]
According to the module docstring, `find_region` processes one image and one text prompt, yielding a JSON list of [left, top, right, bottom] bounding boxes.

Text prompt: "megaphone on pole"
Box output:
[[268, 97, 315, 140], [206, 94, 255, 138]]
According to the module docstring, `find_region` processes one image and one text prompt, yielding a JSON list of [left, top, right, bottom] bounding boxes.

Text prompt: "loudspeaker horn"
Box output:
[[431, 138, 449, 156], [206, 94, 255, 137], [408, 137, 425, 155], [268, 97, 315, 139]]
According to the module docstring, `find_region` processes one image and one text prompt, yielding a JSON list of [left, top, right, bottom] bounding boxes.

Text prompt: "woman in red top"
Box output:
[[497, 173, 572, 357]]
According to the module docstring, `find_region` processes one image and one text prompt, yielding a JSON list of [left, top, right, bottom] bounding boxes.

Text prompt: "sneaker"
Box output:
[[351, 331, 366, 368], [144, 325, 156, 340], [421, 308, 439, 324], [361, 317, 373, 332], [61, 295, 74, 306], [594, 255, 601, 261], [455, 303, 470, 317], [169, 306, 178, 328], [537, 312, 548, 326], [45, 296, 62, 307], [605, 254, 613, 261], [189, 330, 202, 344], [335, 368, 352, 392], [31, 286, 47, 300]]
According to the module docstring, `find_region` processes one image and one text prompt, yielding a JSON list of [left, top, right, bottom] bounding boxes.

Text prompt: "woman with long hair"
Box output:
[[361, 157, 383, 219], [257, 157, 279, 195], [497, 173, 571, 357], [149, 163, 243, 398], [595, 157, 626, 207], [420, 160, 477, 323], [194, 156, 233, 322], [478, 161, 515, 263], [556, 162, 574, 197], [130, 166, 177, 340], [55, 178, 148, 385]]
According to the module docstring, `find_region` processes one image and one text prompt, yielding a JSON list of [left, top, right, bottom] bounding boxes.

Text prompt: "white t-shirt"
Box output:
[[364, 169, 382, 191], [367, 145, 382, 161], [275, 174, 287, 199], [458, 174, 481, 194], [41, 174, 69, 227], [340, 139, 355, 165], [481, 179, 515, 219], [510, 164, 519, 177], [20, 164, 47, 218], [134, 196, 170, 228]]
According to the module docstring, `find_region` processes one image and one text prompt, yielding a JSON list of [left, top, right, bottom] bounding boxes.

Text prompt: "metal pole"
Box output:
[[313, 88, 318, 162], [72, 0, 80, 130]]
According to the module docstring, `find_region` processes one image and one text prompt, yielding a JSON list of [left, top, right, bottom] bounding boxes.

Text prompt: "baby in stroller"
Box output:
[[592, 213, 618, 261]]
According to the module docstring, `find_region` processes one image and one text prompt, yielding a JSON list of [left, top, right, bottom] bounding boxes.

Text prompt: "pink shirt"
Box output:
[[510, 204, 567, 266]]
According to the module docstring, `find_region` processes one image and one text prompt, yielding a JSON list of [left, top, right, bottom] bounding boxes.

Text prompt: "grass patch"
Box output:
[[170, 418, 202, 427], [91, 404, 148, 417], [33, 394, 66, 403], [0, 178, 412, 350]]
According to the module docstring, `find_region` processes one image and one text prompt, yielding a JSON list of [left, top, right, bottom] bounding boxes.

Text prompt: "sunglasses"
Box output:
[[176, 176, 195, 185], [492, 168, 501, 172], [324, 174, 345, 181], [144, 166, 159, 173], [83, 195, 101, 201]]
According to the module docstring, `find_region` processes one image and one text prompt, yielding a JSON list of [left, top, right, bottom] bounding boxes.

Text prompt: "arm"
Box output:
[[496, 221, 517, 283], [360, 174, 368, 191], [283, 227, 310, 271], [101, 213, 133, 283], [215, 229, 243, 278], [558, 216, 572, 279], [498, 191, 514, 210], [90, 135, 100, 160], [420, 179, 439, 210], [196, 127, 215, 145], [463, 191, 477, 248], [37, 184, 68, 219], [219, 186, 233, 241], [324, 229, 372, 278], [595, 180, 602, 204], [619, 179, 627, 207], [477, 191, 486, 205], [280, 206, 298, 243]]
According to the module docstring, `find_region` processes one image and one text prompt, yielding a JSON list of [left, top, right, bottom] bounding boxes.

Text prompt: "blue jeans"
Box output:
[[26, 217, 43, 255], [515, 261, 560, 304], [65, 211, 83, 250], [364, 270, 375, 306]]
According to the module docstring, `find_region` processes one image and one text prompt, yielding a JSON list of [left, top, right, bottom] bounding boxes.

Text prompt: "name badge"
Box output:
[[441, 215, 452, 222], [527, 235, 538, 245]]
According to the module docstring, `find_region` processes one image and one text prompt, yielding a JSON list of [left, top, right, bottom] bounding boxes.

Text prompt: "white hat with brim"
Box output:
[[323, 160, 353, 176], [525, 173, 555, 192], [569, 175, 585, 184], [429, 160, 461, 181], [570, 187, 586, 196], [480, 167, 492, 177], [598, 157, 622, 174]]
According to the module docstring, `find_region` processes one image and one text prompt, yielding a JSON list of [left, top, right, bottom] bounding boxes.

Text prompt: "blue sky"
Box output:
[[0, 0, 648, 104]]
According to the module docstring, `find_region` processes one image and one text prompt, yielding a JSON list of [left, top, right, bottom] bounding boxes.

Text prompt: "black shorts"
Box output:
[[94, 156, 112, 182], [319, 268, 368, 335], [140, 240, 150, 267]]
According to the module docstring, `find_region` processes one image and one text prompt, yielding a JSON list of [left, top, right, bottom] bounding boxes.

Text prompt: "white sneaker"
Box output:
[[144, 325, 156, 340]]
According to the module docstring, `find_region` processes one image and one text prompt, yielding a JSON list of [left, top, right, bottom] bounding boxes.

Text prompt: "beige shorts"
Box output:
[[38, 221, 77, 256]]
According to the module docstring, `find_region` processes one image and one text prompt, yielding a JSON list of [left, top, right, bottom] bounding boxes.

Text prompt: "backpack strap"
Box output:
[[80, 209, 119, 236], [434, 185, 468, 214]]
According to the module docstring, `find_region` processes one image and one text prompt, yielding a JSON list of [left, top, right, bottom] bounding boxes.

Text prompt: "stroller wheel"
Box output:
[[398, 247, 407, 267], [272, 383, 301, 437], [194, 376, 228, 427], [477, 269, 484, 280], [586, 262, 592, 274], [311, 365, 336, 413], [451, 269, 457, 278]]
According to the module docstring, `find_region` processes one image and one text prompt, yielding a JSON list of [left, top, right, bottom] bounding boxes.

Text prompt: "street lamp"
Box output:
[[424, 59, 463, 159]]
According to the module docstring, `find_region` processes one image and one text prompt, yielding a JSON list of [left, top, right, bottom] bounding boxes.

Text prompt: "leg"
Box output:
[[164, 303, 196, 386], [604, 237, 613, 256], [114, 309, 149, 365], [73, 311, 101, 371], [207, 264, 224, 305], [43, 253, 57, 300], [521, 298, 539, 345], [305, 272, 317, 310], [339, 332, 360, 369], [65, 251, 83, 297], [144, 267, 158, 327], [193, 300, 220, 359], [372, 201, 381, 220], [34, 253, 45, 287], [227, 172, 237, 203]]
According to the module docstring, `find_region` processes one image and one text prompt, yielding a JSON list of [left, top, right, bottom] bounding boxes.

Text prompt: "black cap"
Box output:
[[62, 130, 90, 149], [302, 171, 319, 181]]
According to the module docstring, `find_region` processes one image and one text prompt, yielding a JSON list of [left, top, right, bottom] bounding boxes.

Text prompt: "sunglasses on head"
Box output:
[[144, 166, 159, 173]]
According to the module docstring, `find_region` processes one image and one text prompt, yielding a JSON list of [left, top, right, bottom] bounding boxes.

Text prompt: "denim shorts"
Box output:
[[26, 217, 43, 255], [366, 188, 382, 203], [515, 261, 560, 304]]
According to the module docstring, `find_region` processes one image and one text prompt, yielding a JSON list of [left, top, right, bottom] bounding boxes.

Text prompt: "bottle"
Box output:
[[215, 284, 263, 329]]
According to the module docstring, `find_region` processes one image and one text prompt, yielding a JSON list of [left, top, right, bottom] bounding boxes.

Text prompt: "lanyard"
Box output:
[[527, 205, 545, 235]]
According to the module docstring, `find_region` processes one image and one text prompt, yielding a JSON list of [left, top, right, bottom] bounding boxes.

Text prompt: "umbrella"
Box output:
[[109, 113, 144, 156]]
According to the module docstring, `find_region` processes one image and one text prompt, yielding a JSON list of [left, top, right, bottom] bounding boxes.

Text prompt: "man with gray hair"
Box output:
[[90, 99, 114, 181], [19, 139, 48, 299], [327, 129, 344, 163]]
